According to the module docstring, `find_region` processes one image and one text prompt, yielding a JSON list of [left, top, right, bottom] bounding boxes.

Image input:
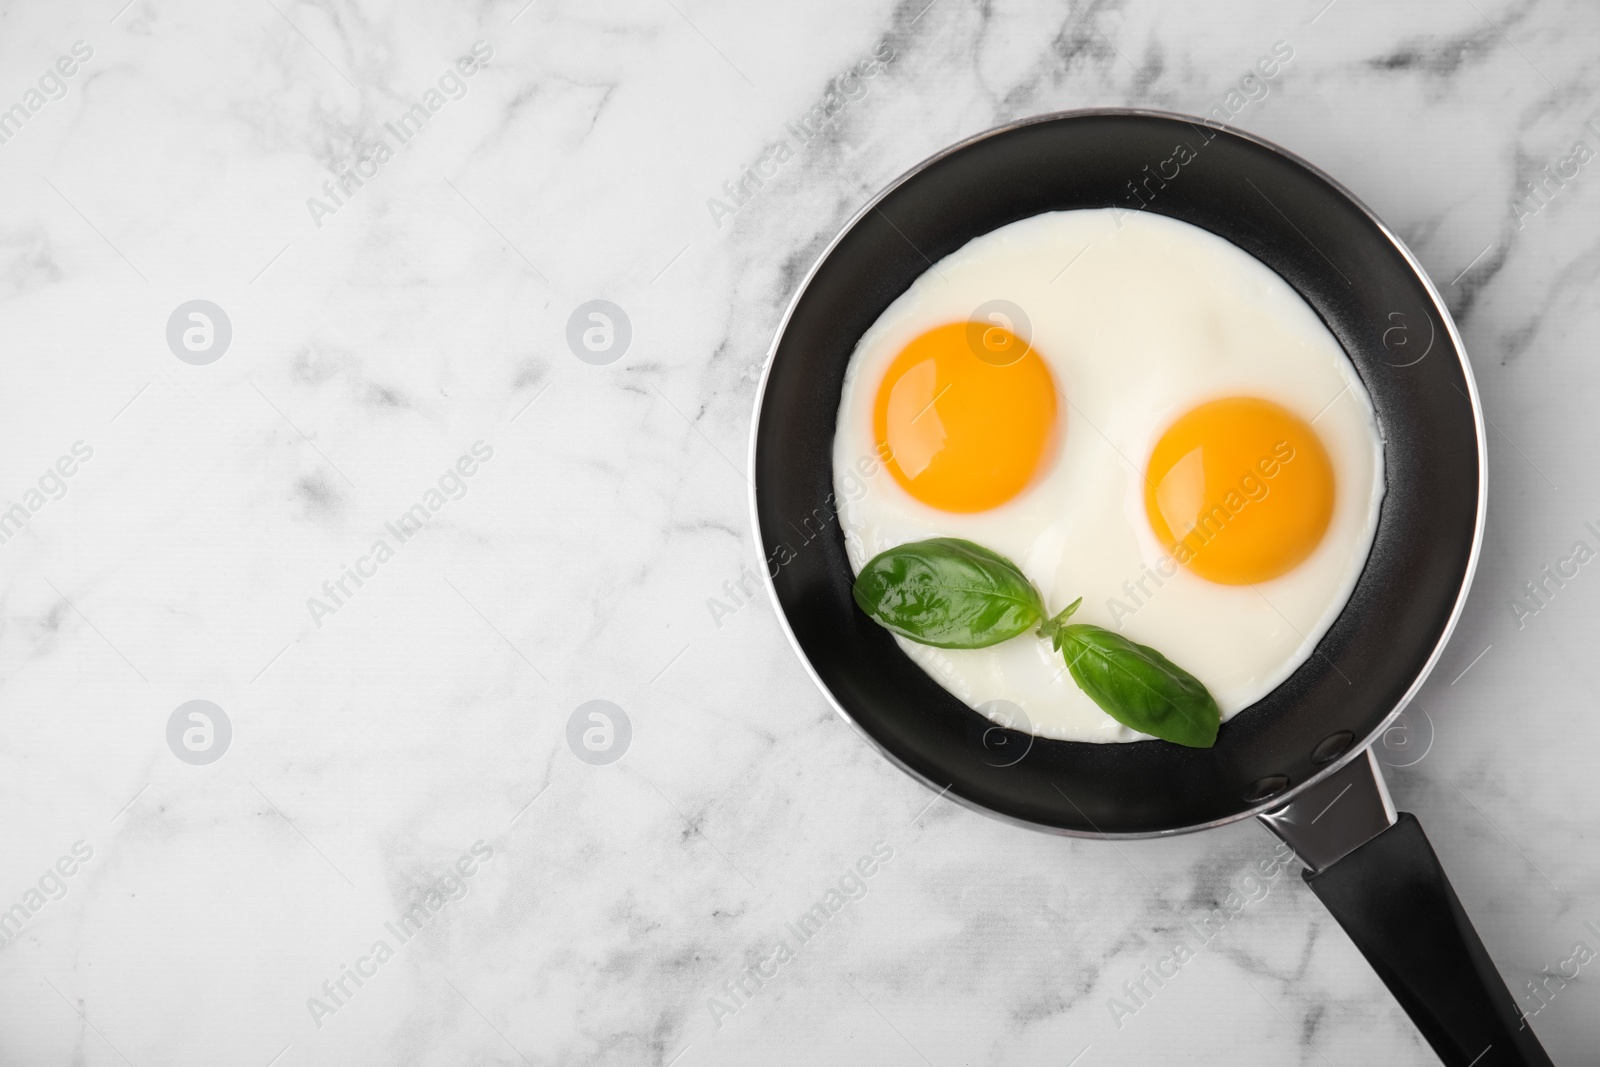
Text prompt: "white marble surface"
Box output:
[[1, 0, 1597, 1063]]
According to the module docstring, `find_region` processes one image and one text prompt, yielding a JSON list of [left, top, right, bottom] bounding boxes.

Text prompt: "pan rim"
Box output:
[[746, 106, 1487, 840]]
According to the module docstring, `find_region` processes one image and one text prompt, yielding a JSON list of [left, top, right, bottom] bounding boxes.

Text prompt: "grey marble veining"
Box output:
[[0, 0, 1597, 1064]]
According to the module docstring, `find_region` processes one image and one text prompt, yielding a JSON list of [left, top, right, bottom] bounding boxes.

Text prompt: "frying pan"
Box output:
[[749, 110, 1553, 1065]]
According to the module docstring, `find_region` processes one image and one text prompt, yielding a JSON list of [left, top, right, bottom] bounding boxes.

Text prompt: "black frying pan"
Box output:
[[750, 111, 1553, 1065]]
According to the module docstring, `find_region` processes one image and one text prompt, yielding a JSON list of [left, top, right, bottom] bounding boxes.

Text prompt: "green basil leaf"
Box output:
[[853, 537, 1045, 648], [1055, 624, 1221, 748]]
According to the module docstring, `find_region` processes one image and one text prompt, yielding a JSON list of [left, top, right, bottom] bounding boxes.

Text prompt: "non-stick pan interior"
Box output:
[[752, 111, 1481, 835]]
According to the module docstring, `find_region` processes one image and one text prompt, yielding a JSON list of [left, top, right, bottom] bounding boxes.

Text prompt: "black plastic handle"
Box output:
[[1305, 812, 1553, 1066]]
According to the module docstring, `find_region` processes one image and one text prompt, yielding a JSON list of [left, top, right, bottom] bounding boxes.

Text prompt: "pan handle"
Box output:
[[1258, 750, 1554, 1066]]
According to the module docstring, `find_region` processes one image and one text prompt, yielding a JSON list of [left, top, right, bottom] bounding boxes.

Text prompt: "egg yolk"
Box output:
[[1144, 397, 1335, 584], [873, 322, 1059, 513]]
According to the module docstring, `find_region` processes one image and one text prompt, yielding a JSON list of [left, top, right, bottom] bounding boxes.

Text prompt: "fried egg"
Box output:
[[832, 209, 1383, 743]]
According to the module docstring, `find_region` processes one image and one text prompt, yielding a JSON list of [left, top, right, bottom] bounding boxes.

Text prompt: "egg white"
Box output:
[[832, 209, 1384, 743]]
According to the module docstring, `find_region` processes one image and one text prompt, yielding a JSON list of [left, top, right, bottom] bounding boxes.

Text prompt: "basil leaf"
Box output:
[[853, 537, 1221, 748], [1053, 625, 1221, 748], [852, 538, 1045, 648]]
